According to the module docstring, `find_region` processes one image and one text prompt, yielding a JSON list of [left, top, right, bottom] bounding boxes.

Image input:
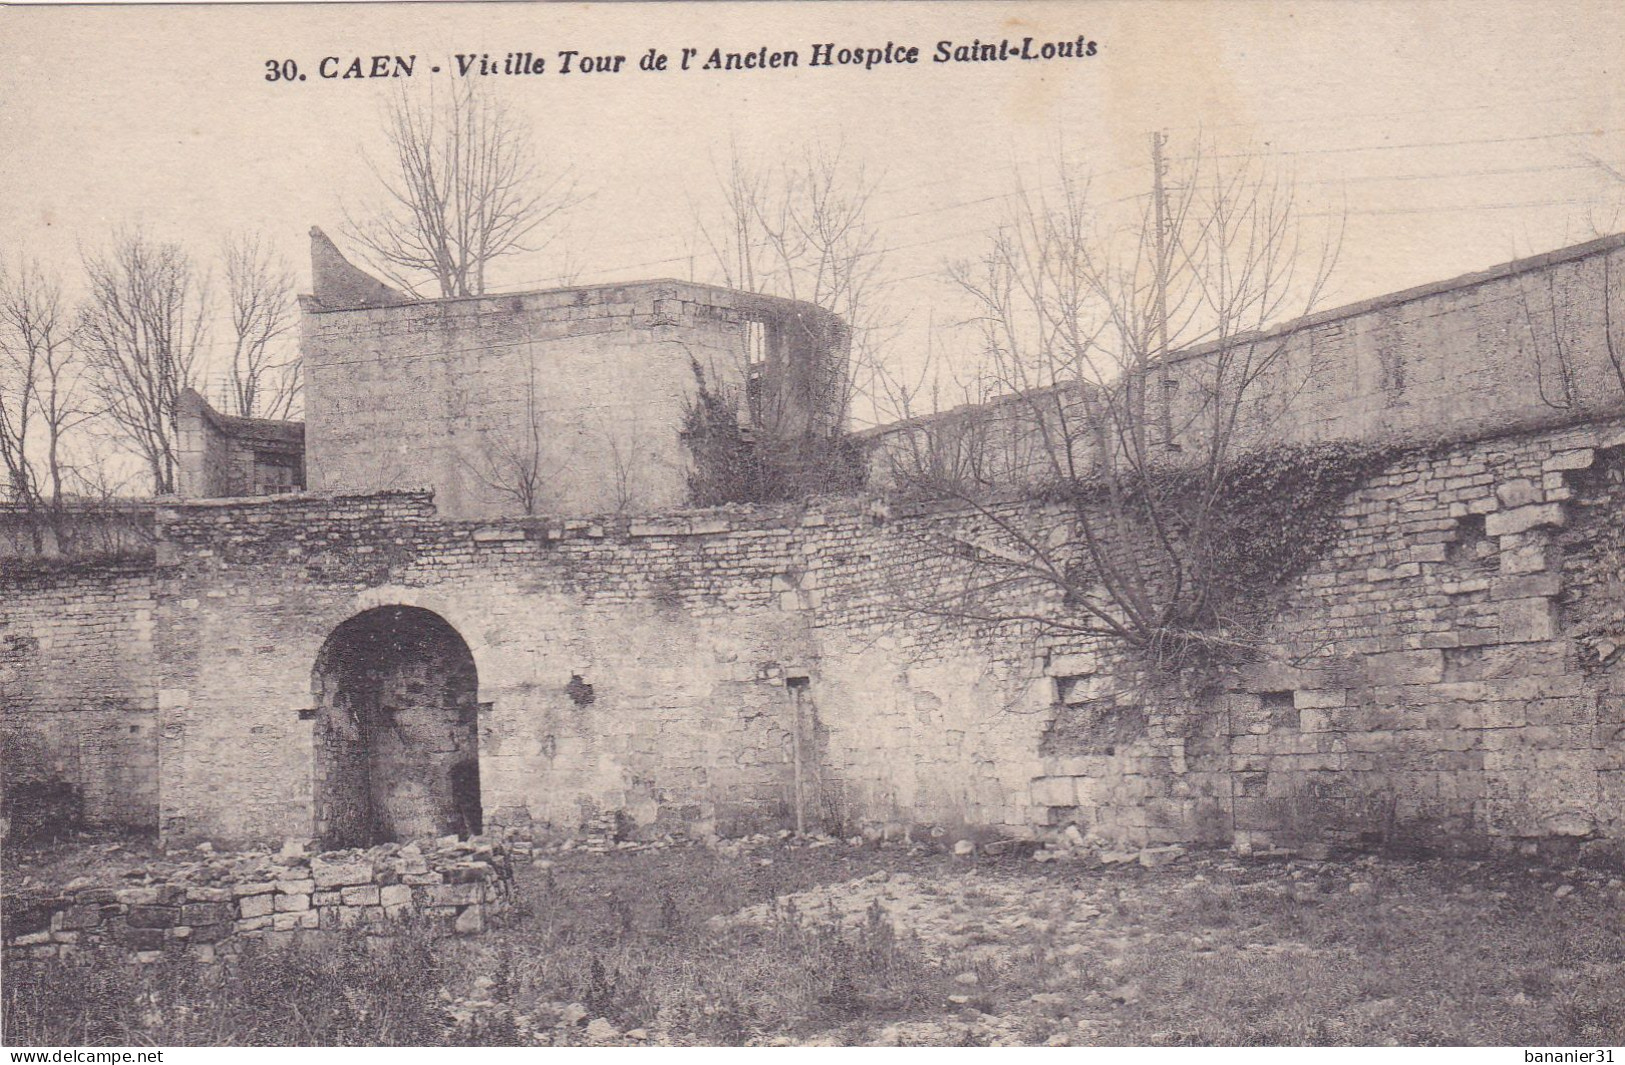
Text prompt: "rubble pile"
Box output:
[[2, 834, 513, 964]]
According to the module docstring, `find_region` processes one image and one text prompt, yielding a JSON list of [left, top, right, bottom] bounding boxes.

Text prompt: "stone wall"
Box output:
[[1, 836, 514, 965], [175, 389, 305, 499], [150, 493, 826, 844], [144, 489, 1064, 846], [302, 279, 847, 519], [867, 234, 1625, 489], [0, 562, 157, 835], [1024, 418, 1625, 853], [6, 420, 1625, 857]]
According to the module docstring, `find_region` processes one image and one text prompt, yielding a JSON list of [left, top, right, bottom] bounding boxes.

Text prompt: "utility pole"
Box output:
[[1151, 130, 1175, 450]]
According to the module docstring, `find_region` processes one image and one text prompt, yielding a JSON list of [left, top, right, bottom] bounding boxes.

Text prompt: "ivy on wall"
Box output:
[[680, 360, 867, 506], [1046, 440, 1404, 677]]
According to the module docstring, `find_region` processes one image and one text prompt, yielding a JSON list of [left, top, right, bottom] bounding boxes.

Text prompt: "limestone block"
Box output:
[[1498, 598, 1558, 644], [1484, 503, 1565, 538], [454, 904, 485, 934], [238, 893, 274, 919], [1541, 448, 1594, 472], [57, 905, 103, 931], [1364, 649, 1444, 686], [310, 858, 373, 889], [423, 883, 483, 907], [274, 893, 311, 913], [182, 902, 234, 925], [186, 887, 234, 903], [1499, 541, 1552, 575], [1494, 479, 1542, 508], [1409, 543, 1448, 564], [126, 905, 179, 929], [1492, 573, 1562, 600], [340, 885, 381, 906], [1030, 777, 1079, 807]]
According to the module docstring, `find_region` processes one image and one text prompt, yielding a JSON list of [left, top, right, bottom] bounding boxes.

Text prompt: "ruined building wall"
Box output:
[[8, 223, 1625, 851], [149, 494, 825, 843], [302, 280, 848, 520], [6, 415, 1625, 853], [143, 491, 1059, 846], [0, 564, 157, 833], [1019, 419, 1625, 853], [175, 389, 305, 499]]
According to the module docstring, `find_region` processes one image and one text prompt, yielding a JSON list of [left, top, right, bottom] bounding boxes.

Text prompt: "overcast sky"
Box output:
[[3, 0, 1623, 425]]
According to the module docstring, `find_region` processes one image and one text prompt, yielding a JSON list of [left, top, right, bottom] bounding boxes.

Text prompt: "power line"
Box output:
[[494, 125, 1625, 287]]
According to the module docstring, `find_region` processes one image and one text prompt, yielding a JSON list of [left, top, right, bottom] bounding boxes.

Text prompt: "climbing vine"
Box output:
[[1027, 439, 1406, 678], [680, 360, 867, 506]]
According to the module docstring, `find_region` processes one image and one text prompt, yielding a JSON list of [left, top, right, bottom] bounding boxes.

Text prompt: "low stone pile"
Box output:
[[2, 835, 513, 964]]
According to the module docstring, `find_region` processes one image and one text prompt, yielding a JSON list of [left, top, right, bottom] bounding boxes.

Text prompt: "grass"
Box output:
[[5, 839, 1625, 1045]]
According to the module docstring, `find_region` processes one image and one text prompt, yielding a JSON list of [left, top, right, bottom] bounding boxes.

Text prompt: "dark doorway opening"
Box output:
[[311, 606, 482, 848]]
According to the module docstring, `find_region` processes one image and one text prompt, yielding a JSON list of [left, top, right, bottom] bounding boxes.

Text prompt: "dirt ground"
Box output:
[[452, 836, 1625, 1046]]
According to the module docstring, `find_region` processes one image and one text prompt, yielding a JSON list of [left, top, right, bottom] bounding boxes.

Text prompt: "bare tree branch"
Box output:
[[221, 232, 301, 419], [77, 230, 207, 496], [344, 83, 583, 298], [887, 138, 1342, 668], [0, 255, 89, 551]]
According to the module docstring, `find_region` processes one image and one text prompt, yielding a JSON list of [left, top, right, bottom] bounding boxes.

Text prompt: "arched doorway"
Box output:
[[311, 606, 482, 848]]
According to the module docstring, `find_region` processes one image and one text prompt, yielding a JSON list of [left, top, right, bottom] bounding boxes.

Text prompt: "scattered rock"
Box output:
[[1138, 845, 1186, 868], [952, 840, 976, 857], [560, 1003, 589, 1026], [585, 1017, 619, 1043], [954, 971, 980, 986]]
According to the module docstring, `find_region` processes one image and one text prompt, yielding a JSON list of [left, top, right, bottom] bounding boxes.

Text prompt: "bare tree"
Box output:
[[0, 257, 88, 551], [462, 361, 557, 515], [697, 140, 895, 433], [599, 413, 649, 516], [682, 142, 897, 503], [221, 233, 301, 419], [892, 140, 1342, 667], [345, 83, 579, 298], [77, 231, 207, 495]]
